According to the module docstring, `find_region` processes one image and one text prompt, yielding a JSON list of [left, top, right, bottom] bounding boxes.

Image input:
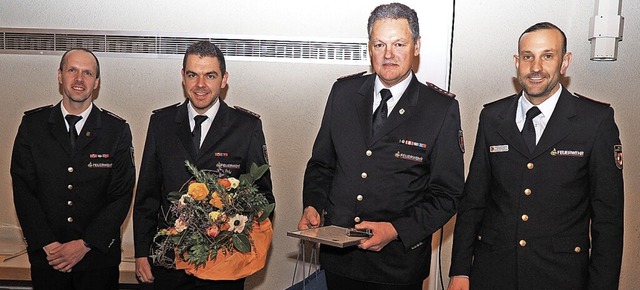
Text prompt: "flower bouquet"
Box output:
[[152, 161, 275, 280]]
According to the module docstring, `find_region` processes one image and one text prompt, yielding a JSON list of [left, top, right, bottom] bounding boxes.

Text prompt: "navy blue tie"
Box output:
[[65, 114, 82, 150], [522, 106, 541, 153], [372, 89, 392, 135], [192, 115, 208, 154]]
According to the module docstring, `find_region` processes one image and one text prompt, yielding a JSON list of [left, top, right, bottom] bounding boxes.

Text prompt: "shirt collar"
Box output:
[[61, 102, 93, 131], [518, 84, 562, 122], [374, 72, 413, 101], [187, 99, 220, 128]]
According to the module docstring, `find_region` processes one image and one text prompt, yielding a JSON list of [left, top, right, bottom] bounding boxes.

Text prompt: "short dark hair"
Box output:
[[183, 41, 226, 75], [367, 2, 420, 43], [519, 22, 567, 54], [59, 48, 101, 78]]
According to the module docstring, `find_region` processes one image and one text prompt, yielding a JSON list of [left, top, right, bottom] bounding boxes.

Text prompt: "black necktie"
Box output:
[[65, 114, 82, 150], [192, 115, 208, 154], [522, 106, 541, 153], [372, 89, 393, 136]]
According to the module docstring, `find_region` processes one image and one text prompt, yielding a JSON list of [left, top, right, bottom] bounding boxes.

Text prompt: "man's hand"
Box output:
[[135, 257, 155, 283], [297, 206, 321, 230], [355, 221, 398, 251], [46, 239, 90, 272], [447, 276, 470, 290]]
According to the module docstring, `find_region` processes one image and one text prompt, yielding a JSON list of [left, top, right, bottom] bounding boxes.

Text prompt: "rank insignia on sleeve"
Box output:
[[458, 130, 465, 153], [130, 147, 135, 166], [614, 145, 623, 169]]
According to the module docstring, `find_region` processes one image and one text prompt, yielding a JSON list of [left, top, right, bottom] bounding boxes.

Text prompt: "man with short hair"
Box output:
[[11, 48, 136, 290], [133, 41, 274, 290], [298, 3, 465, 289], [448, 22, 624, 290]]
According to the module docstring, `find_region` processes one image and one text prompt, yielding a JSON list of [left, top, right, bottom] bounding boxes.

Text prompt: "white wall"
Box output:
[[1, 1, 639, 289]]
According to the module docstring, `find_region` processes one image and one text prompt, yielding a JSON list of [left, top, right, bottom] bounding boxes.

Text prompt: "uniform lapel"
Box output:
[[371, 75, 419, 144], [495, 95, 530, 157], [198, 100, 229, 161], [175, 102, 198, 160], [48, 103, 73, 155], [531, 89, 576, 157], [356, 75, 375, 145], [74, 105, 101, 153]]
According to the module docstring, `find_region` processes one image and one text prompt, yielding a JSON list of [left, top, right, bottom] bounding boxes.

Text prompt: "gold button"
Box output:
[[356, 195, 363, 201], [521, 214, 529, 222], [366, 150, 372, 156], [67, 184, 73, 190], [361, 172, 368, 179], [519, 240, 526, 247], [67, 217, 74, 223], [67, 167, 74, 173], [574, 247, 581, 253], [67, 200, 73, 206], [354, 217, 361, 223], [527, 163, 534, 170], [524, 188, 532, 196]]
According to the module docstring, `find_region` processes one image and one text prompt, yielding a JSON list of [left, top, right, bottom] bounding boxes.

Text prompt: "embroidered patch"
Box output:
[[489, 145, 509, 153], [458, 130, 465, 153], [614, 145, 623, 169], [216, 162, 241, 170], [87, 162, 112, 169], [394, 151, 424, 163], [550, 148, 584, 157]]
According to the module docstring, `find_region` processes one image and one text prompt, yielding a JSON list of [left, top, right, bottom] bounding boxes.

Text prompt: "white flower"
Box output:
[[228, 177, 240, 189], [227, 214, 249, 233], [178, 194, 191, 206], [174, 217, 187, 233]]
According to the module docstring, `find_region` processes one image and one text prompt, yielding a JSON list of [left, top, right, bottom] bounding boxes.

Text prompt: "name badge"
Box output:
[[489, 145, 509, 153]]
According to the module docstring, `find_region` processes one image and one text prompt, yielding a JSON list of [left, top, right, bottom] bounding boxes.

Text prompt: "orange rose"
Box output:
[[188, 183, 209, 201], [209, 191, 224, 209], [218, 179, 231, 190], [206, 225, 220, 237]]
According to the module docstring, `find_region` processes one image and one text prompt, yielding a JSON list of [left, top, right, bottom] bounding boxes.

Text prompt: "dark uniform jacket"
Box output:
[[450, 88, 624, 290], [11, 102, 135, 270], [133, 100, 274, 258], [303, 73, 465, 285]]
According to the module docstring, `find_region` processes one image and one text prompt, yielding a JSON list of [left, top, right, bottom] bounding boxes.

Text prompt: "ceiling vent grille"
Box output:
[[0, 28, 369, 65]]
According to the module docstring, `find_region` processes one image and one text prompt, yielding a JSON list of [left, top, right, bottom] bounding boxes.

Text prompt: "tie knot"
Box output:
[[380, 89, 393, 102], [65, 114, 82, 126], [525, 106, 541, 121], [194, 115, 208, 125]]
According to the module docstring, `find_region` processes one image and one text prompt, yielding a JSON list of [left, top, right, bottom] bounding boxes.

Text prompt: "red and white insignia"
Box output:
[[614, 145, 623, 169]]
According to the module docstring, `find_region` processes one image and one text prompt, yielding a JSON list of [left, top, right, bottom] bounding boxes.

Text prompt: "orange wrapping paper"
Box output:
[[175, 218, 273, 280]]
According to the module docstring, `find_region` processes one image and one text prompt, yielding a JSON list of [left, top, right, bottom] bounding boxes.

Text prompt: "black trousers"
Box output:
[[149, 265, 245, 290], [31, 266, 119, 290], [325, 271, 423, 290]]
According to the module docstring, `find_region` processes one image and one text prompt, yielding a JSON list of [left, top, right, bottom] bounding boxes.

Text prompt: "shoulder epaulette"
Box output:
[[101, 108, 125, 121], [233, 106, 261, 119], [337, 71, 367, 81], [573, 92, 610, 106], [24, 104, 53, 115], [152, 102, 181, 114], [483, 94, 518, 107], [425, 82, 455, 99]]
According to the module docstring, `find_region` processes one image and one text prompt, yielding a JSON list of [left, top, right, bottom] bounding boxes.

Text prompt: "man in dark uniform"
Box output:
[[133, 41, 274, 290], [297, 3, 465, 289], [448, 22, 624, 290], [11, 48, 136, 290]]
